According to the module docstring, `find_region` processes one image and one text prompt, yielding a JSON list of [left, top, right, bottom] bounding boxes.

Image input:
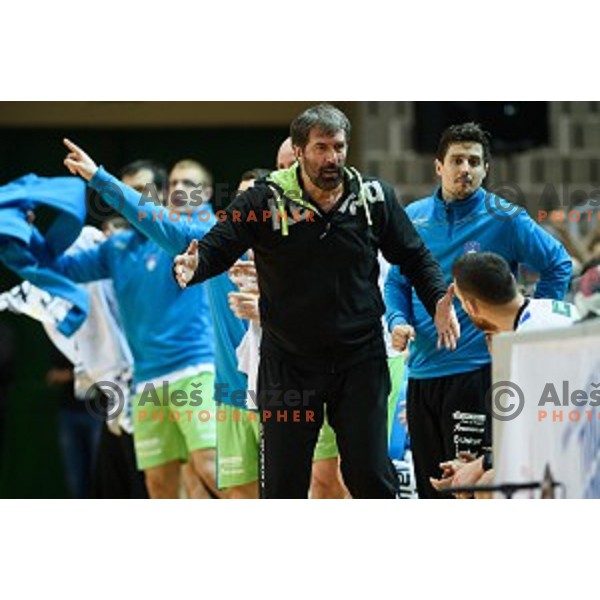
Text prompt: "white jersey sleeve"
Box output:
[[517, 299, 579, 332]]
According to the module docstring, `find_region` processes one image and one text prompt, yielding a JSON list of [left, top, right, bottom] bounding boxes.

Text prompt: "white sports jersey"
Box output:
[[516, 299, 579, 333]]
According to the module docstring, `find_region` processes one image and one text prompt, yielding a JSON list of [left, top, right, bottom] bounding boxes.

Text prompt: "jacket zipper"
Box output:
[[446, 203, 455, 240]]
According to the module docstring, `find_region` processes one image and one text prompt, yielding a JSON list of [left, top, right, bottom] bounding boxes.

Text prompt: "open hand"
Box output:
[[228, 291, 260, 323], [229, 260, 258, 293], [174, 239, 199, 288], [434, 284, 460, 351]]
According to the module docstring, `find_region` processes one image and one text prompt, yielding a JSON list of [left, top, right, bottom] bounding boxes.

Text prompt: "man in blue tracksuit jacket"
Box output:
[[385, 123, 572, 498], [48, 159, 219, 499]]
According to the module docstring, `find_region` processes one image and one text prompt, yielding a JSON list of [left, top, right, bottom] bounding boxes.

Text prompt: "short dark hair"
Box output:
[[290, 103, 351, 149], [436, 122, 492, 164], [119, 160, 167, 191], [240, 168, 271, 182], [452, 252, 517, 305]]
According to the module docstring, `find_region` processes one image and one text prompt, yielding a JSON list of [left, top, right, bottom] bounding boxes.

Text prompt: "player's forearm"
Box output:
[[89, 167, 201, 256]]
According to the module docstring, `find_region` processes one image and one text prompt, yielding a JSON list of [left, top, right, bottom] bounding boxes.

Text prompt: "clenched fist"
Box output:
[[391, 324, 415, 352]]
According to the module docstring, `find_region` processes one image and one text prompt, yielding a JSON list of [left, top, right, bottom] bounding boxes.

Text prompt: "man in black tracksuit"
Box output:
[[175, 104, 458, 498]]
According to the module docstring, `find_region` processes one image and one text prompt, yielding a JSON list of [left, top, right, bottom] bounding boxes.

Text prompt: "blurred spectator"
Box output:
[[574, 261, 600, 321], [585, 231, 600, 264], [543, 217, 600, 279], [517, 264, 541, 298]]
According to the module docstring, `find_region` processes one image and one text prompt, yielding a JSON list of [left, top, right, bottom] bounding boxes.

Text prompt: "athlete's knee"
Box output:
[[311, 477, 347, 499], [310, 458, 348, 499], [225, 482, 259, 500], [191, 449, 217, 487], [144, 465, 180, 499]]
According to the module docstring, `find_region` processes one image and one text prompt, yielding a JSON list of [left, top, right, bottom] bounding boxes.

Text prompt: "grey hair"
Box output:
[[290, 103, 351, 149]]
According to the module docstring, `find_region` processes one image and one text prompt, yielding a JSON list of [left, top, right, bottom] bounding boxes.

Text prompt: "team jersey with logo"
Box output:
[[516, 299, 579, 332]]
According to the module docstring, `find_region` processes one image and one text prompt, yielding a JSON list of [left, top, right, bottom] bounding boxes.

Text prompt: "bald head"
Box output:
[[276, 137, 296, 170]]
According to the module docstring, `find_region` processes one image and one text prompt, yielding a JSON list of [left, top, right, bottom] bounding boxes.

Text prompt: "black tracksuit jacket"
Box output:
[[190, 168, 447, 373]]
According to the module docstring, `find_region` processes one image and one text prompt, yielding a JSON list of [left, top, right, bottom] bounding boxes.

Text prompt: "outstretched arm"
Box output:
[[64, 138, 99, 181], [174, 187, 262, 287], [63, 139, 211, 256], [52, 242, 111, 284], [379, 188, 460, 350]]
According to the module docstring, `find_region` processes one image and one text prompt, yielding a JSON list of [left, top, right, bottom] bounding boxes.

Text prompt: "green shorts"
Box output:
[[387, 355, 405, 441], [314, 418, 338, 461], [132, 371, 217, 471], [216, 403, 261, 489], [216, 406, 339, 490]]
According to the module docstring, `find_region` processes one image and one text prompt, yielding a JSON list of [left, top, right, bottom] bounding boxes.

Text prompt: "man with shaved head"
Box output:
[[276, 137, 295, 170]]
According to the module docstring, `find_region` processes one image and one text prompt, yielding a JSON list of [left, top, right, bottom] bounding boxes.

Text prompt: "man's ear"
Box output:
[[294, 145, 303, 164], [435, 159, 443, 177], [202, 185, 214, 203], [465, 297, 479, 315]]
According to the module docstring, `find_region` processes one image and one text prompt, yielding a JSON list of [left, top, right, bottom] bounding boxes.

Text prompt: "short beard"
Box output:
[[453, 186, 475, 200], [309, 168, 343, 192]]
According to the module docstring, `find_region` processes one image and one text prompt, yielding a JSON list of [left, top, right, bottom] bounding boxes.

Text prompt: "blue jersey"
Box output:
[[205, 274, 249, 408], [53, 229, 214, 385], [385, 187, 572, 380]]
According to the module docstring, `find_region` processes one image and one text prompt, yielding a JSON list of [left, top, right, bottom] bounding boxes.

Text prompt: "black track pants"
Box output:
[[407, 365, 492, 499], [258, 355, 399, 499]]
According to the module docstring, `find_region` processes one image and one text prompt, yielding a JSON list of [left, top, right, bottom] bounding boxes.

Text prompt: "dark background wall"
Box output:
[[0, 126, 291, 210]]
